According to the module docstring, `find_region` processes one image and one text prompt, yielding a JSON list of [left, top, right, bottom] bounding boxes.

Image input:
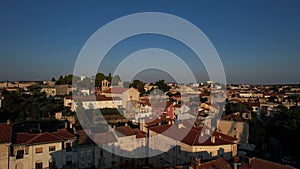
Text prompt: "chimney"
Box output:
[[233, 157, 239, 169], [6, 119, 10, 125], [73, 127, 77, 134], [194, 158, 201, 169], [64, 122, 68, 129], [211, 135, 215, 144], [177, 123, 184, 129]]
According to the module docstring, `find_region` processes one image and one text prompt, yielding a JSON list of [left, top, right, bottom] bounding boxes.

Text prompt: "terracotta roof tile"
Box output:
[[14, 129, 76, 145], [15, 132, 63, 145], [115, 126, 135, 137], [92, 132, 117, 144], [104, 87, 128, 94], [200, 158, 232, 169], [149, 124, 237, 146], [239, 157, 296, 169]]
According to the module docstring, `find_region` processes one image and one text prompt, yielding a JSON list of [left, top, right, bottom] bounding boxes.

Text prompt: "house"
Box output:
[[55, 85, 73, 96], [103, 87, 140, 110], [40, 85, 56, 97], [148, 122, 238, 166], [217, 113, 249, 144], [260, 102, 280, 117], [76, 130, 96, 169], [65, 95, 122, 111], [7, 128, 77, 169], [0, 122, 12, 169]]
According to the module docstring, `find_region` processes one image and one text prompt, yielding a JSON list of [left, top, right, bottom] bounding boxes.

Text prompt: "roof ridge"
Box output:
[[192, 130, 201, 145], [24, 133, 39, 144]]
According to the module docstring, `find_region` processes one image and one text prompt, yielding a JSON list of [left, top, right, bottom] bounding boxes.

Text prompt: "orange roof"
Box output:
[[133, 128, 146, 138], [115, 125, 135, 137], [104, 87, 128, 94]]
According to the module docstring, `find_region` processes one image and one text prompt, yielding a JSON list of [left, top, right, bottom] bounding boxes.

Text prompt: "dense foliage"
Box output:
[[0, 87, 64, 124]]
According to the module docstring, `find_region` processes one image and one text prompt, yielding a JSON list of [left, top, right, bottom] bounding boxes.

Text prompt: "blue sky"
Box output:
[[0, 1, 300, 84]]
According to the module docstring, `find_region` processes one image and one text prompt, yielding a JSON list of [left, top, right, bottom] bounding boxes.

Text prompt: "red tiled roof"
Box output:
[[115, 126, 135, 137], [0, 123, 12, 143], [15, 132, 63, 145], [145, 113, 173, 127], [200, 158, 232, 169], [239, 157, 296, 169], [53, 128, 77, 139], [149, 124, 237, 146], [14, 129, 76, 145], [133, 128, 146, 138], [104, 87, 128, 94], [92, 132, 117, 144], [77, 130, 93, 145]]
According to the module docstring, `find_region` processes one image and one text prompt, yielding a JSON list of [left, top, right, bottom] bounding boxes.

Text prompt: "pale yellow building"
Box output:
[[217, 113, 249, 144]]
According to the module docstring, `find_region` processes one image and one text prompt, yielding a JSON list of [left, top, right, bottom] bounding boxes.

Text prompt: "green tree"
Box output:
[[130, 80, 145, 94], [154, 80, 171, 93]]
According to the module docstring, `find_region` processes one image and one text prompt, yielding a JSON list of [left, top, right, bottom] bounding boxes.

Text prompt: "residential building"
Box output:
[[217, 113, 249, 144], [103, 87, 140, 110], [148, 122, 238, 166], [0, 123, 12, 169], [65, 95, 122, 111], [40, 85, 56, 97], [0, 127, 77, 169]]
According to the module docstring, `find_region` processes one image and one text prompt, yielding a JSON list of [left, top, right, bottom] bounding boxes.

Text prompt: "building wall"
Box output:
[[9, 142, 62, 169], [80, 100, 122, 109], [217, 120, 249, 144], [0, 143, 10, 169], [9, 139, 77, 169], [41, 88, 57, 97], [77, 145, 95, 169]]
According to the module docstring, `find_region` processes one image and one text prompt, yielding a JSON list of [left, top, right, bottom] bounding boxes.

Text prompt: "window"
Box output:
[[233, 127, 236, 130], [66, 143, 72, 152], [35, 162, 43, 169], [49, 146, 56, 152], [87, 150, 92, 156], [234, 135, 236, 138], [16, 150, 24, 159], [80, 151, 85, 157], [36, 147, 43, 154], [49, 161, 56, 169], [25, 147, 29, 154]]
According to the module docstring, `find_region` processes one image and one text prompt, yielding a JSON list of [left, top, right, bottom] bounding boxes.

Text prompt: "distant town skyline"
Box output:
[[1, 1, 300, 84]]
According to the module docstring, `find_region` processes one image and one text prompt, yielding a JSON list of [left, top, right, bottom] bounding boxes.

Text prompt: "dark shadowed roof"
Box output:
[[200, 158, 232, 169], [239, 157, 296, 169], [0, 123, 12, 143]]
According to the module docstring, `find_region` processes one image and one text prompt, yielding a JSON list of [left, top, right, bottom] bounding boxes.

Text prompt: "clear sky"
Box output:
[[0, 1, 300, 84]]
